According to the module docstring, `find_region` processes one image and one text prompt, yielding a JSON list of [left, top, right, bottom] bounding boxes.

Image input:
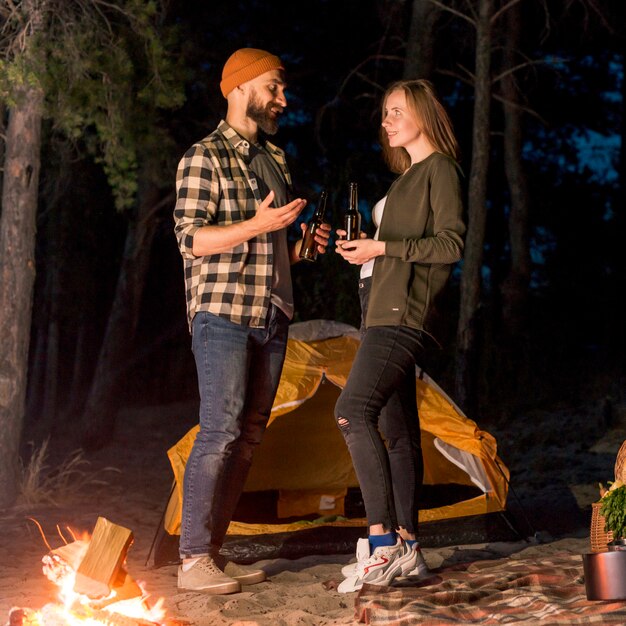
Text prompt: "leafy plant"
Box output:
[[600, 484, 626, 539]]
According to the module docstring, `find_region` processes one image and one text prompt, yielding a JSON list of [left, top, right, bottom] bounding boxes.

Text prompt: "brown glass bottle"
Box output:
[[299, 189, 328, 262], [343, 182, 361, 241]]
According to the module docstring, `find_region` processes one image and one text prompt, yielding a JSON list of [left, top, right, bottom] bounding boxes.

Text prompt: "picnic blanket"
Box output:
[[355, 552, 626, 624]]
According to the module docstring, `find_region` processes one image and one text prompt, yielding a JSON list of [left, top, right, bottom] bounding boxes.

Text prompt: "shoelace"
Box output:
[[195, 559, 223, 575]]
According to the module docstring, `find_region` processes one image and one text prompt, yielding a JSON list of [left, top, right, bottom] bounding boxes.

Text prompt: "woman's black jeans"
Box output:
[[335, 277, 424, 534]]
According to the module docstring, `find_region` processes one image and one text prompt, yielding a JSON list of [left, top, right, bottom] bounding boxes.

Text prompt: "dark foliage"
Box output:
[[19, 0, 625, 444]]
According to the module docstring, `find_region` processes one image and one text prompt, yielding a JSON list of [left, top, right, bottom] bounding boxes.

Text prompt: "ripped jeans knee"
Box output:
[[335, 391, 355, 433], [336, 414, 350, 431]]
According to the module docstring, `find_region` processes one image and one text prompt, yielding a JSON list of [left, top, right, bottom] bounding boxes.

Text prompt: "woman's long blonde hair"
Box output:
[[379, 79, 459, 174]]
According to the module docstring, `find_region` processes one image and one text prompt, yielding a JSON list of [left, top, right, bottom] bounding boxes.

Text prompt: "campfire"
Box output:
[[8, 517, 173, 626]]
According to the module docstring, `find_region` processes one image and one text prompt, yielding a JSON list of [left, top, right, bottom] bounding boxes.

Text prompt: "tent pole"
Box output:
[[494, 458, 537, 539], [145, 480, 176, 568]]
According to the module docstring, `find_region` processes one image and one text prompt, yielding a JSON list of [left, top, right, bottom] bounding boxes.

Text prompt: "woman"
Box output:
[[334, 79, 466, 593]]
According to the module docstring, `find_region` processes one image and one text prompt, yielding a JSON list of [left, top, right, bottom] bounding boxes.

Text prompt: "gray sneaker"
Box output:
[[224, 561, 267, 585], [178, 556, 241, 594]]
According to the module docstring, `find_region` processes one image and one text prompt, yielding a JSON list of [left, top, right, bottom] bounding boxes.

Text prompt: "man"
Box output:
[[173, 48, 330, 595]]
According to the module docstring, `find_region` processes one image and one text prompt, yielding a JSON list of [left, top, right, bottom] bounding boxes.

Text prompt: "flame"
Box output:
[[22, 524, 166, 626]]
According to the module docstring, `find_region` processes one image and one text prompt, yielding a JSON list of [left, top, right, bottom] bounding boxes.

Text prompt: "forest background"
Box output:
[[0, 0, 624, 509]]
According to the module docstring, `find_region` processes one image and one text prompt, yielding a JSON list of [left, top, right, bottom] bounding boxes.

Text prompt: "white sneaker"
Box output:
[[341, 537, 371, 578], [400, 543, 431, 579], [337, 538, 406, 593]]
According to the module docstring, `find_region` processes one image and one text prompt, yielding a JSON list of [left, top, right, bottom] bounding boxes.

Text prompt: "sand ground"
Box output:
[[1, 399, 624, 625]]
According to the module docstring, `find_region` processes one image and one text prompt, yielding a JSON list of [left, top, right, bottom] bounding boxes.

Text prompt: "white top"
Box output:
[[360, 196, 387, 279]]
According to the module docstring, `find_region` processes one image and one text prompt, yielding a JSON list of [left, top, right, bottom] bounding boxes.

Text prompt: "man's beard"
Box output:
[[246, 90, 281, 135]]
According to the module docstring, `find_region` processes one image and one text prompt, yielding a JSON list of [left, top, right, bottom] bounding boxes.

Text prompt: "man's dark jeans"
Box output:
[[180, 305, 288, 559]]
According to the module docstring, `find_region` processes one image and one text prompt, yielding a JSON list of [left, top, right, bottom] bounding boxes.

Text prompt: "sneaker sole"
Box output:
[[337, 575, 362, 593], [229, 570, 266, 585], [401, 564, 432, 580], [178, 579, 241, 594]]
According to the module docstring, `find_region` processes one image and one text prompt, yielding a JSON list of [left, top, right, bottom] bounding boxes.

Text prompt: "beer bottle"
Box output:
[[299, 189, 328, 262], [343, 182, 361, 241]]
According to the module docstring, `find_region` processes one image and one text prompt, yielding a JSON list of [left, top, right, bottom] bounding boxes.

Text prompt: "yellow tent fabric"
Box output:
[[164, 320, 509, 536]]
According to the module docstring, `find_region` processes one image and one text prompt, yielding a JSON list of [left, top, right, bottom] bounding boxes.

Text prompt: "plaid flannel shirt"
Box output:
[[174, 120, 293, 330]]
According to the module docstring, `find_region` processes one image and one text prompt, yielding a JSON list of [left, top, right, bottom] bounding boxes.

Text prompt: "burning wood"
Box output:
[[6, 517, 173, 626], [8, 605, 161, 626], [73, 517, 134, 599]]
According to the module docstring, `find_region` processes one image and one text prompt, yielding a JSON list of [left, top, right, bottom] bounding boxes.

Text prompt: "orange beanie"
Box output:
[[220, 48, 284, 98]]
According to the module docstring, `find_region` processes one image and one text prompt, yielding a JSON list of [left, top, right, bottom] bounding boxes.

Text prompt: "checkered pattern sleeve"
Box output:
[[173, 143, 219, 260], [172, 129, 274, 330]]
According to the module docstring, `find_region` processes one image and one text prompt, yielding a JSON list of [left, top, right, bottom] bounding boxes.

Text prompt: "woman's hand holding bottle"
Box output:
[[335, 230, 384, 265]]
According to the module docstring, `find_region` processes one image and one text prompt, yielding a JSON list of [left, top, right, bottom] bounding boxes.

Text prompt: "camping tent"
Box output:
[[161, 319, 509, 541]]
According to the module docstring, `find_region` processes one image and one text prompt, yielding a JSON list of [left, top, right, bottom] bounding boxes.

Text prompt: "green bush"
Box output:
[[600, 484, 626, 539]]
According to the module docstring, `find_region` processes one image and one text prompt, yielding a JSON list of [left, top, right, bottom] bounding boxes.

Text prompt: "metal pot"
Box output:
[[583, 551, 626, 600]]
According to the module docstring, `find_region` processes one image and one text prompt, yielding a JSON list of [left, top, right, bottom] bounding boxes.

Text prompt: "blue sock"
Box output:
[[369, 532, 397, 552]]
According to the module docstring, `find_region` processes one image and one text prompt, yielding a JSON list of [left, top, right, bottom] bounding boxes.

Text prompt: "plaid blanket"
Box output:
[[355, 552, 626, 625]]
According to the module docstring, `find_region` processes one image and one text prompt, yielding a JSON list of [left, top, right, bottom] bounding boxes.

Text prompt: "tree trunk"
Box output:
[[80, 186, 166, 449], [0, 85, 44, 507], [500, 0, 530, 337], [0, 103, 5, 203], [454, 0, 493, 416], [403, 0, 439, 80]]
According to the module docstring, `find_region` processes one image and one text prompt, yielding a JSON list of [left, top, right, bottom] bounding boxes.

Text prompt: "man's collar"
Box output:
[[218, 119, 283, 157], [218, 119, 250, 149]]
